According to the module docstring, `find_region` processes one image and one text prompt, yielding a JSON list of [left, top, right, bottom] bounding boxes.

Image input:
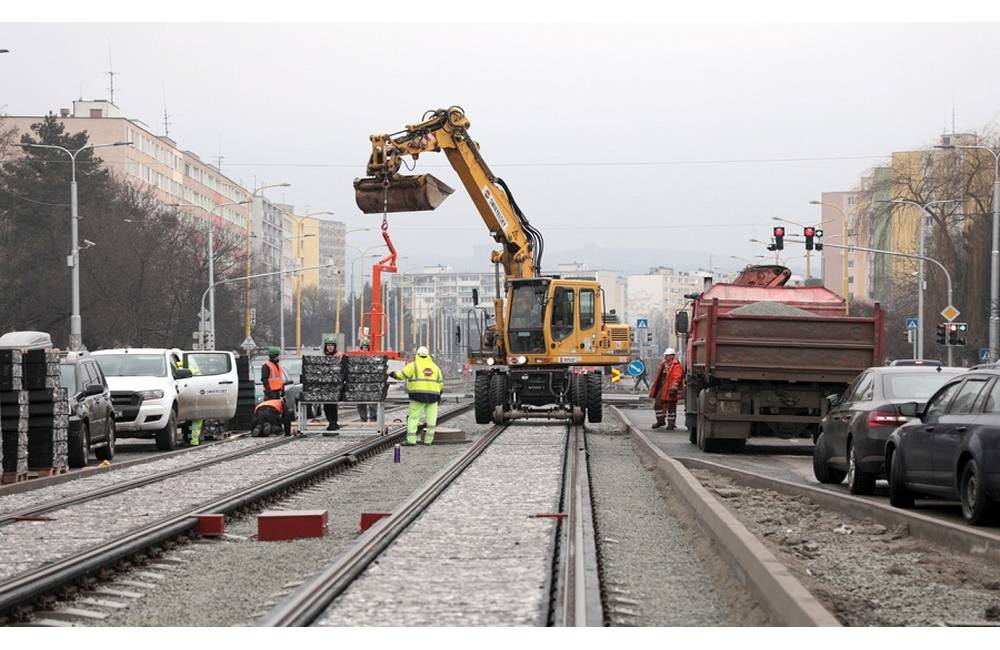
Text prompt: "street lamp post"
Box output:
[[335, 229, 371, 341], [245, 183, 291, 342], [884, 199, 960, 360], [349, 246, 388, 348], [936, 143, 1000, 362], [169, 200, 250, 350], [20, 140, 132, 350]]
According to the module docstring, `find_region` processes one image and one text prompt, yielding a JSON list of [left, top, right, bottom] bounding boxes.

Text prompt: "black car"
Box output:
[[887, 369, 1000, 525], [813, 365, 964, 495], [60, 352, 116, 467]]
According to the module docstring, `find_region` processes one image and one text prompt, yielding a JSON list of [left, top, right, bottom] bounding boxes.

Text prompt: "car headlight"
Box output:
[[517, 355, 527, 365], [486, 357, 495, 366], [138, 389, 164, 400]]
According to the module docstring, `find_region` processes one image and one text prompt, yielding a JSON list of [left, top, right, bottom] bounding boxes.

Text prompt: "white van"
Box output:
[[91, 348, 238, 450]]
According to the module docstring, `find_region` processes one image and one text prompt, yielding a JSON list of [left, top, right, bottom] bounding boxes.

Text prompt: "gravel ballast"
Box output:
[[67, 412, 492, 627], [0, 436, 363, 582], [692, 468, 1000, 626], [317, 422, 566, 626], [586, 415, 766, 626]]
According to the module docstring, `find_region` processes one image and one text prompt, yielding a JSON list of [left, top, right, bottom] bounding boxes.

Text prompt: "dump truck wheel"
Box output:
[[474, 373, 492, 424]]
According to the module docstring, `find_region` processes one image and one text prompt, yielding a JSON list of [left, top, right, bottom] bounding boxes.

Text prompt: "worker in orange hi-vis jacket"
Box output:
[[649, 348, 683, 430]]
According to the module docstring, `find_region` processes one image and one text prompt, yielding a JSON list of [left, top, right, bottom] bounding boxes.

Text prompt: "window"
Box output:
[[926, 382, 961, 417], [550, 287, 575, 342], [508, 281, 548, 353], [580, 289, 595, 329], [849, 372, 874, 402], [81, 362, 99, 388], [983, 380, 1000, 413], [949, 378, 989, 414], [186, 353, 232, 377]]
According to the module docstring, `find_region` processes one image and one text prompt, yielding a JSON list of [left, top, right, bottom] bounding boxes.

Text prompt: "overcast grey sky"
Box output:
[[3, 22, 1000, 275]]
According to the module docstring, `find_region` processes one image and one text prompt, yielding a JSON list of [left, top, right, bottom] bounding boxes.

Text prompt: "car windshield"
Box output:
[[59, 365, 76, 392], [94, 354, 167, 377], [882, 371, 960, 400]]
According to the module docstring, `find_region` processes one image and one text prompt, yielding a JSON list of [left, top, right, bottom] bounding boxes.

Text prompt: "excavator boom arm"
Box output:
[[356, 106, 542, 280]]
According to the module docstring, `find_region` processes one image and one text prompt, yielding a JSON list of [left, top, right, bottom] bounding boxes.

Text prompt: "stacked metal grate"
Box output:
[[343, 355, 389, 402], [0, 350, 29, 479], [23, 350, 69, 472], [234, 355, 256, 429], [301, 354, 345, 402]]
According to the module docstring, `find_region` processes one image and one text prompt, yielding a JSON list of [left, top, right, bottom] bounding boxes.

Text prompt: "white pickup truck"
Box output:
[[91, 348, 238, 450]]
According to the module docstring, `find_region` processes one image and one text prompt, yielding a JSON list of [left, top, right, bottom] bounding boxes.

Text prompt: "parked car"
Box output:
[[886, 369, 1000, 525], [59, 351, 116, 467], [92, 348, 238, 450], [813, 365, 964, 494], [889, 359, 943, 367]]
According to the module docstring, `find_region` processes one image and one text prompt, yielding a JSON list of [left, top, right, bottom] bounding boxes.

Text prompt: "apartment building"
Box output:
[[2, 99, 251, 230]]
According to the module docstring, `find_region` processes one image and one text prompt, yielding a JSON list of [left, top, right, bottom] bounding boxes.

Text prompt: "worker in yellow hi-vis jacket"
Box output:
[[388, 346, 443, 445]]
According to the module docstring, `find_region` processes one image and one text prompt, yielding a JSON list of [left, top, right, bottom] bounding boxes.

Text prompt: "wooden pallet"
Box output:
[[30, 466, 68, 478], [1, 471, 29, 484]]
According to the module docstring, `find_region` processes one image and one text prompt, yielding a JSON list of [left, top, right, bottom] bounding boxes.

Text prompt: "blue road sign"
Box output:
[[981, 348, 991, 363], [635, 318, 649, 329], [626, 359, 646, 377], [905, 317, 919, 331]]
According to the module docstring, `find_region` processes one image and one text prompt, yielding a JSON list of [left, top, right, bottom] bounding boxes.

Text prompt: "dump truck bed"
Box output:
[[690, 284, 883, 384]]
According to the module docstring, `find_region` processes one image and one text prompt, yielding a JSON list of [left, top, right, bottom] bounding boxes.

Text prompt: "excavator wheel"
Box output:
[[490, 374, 510, 425], [586, 372, 603, 423], [474, 373, 492, 424]]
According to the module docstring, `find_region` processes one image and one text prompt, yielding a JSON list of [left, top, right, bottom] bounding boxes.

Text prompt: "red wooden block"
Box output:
[[195, 514, 225, 537], [257, 510, 328, 542], [359, 512, 392, 532]]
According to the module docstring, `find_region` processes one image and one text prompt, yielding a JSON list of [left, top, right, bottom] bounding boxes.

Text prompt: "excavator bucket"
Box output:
[[354, 174, 455, 214]]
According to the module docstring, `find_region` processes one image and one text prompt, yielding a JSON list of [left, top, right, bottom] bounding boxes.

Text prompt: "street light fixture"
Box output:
[[936, 142, 1000, 361], [19, 140, 132, 350]]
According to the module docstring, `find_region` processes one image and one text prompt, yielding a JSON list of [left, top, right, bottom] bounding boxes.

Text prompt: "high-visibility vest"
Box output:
[[263, 360, 284, 392], [255, 398, 285, 414], [394, 355, 443, 398]]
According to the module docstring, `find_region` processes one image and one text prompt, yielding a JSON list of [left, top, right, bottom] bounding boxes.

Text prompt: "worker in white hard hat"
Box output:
[[649, 347, 684, 430], [388, 345, 444, 445]]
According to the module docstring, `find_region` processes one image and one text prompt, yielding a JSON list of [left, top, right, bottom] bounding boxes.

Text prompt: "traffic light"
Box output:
[[936, 323, 947, 345], [772, 226, 785, 251], [815, 228, 824, 251], [804, 226, 816, 251], [645, 331, 653, 343], [948, 322, 968, 346]]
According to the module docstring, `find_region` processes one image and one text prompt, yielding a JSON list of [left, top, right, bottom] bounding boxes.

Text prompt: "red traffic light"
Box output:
[[773, 226, 785, 237], [804, 226, 816, 237]]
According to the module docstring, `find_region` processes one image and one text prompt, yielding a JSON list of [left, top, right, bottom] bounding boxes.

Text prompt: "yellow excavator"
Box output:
[[354, 106, 631, 424]]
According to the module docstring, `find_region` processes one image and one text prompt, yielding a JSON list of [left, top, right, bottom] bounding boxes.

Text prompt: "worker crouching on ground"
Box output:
[[649, 347, 683, 430], [322, 336, 341, 431], [252, 398, 292, 437], [388, 346, 443, 445]]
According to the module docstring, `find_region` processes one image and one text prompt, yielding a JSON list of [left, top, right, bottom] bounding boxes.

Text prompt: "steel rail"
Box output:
[[259, 420, 509, 627], [0, 403, 472, 619], [551, 423, 603, 626]]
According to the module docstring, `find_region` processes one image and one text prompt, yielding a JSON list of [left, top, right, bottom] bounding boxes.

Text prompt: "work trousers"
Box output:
[[324, 403, 339, 428], [406, 401, 439, 445], [357, 404, 377, 422], [190, 420, 203, 445], [654, 398, 678, 427]]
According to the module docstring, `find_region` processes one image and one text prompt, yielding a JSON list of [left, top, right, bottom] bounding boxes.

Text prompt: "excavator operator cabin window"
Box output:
[[580, 289, 595, 329], [551, 287, 575, 342]]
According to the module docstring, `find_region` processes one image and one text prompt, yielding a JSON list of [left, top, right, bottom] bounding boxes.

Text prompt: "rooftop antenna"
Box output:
[[951, 92, 956, 134], [215, 135, 225, 171], [162, 88, 173, 138], [106, 47, 118, 105]]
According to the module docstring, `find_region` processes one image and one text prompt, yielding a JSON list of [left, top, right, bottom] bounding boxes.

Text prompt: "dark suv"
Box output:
[[60, 351, 116, 467], [887, 368, 1000, 525]]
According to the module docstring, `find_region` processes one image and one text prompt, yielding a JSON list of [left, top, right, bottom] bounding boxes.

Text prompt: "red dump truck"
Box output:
[[680, 266, 884, 452]]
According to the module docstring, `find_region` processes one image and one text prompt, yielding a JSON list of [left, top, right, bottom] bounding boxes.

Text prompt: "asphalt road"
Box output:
[[616, 405, 986, 530]]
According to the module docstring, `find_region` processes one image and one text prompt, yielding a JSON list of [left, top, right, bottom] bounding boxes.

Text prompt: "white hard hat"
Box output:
[[663, 348, 676, 356], [416, 346, 430, 357]]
